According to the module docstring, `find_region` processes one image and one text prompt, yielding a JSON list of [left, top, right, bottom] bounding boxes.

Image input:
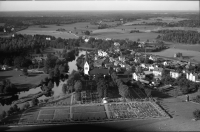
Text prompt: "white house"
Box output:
[[170, 70, 181, 79], [85, 38, 89, 43], [153, 67, 163, 77], [114, 42, 120, 47], [119, 63, 125, 68], [1, 65, 8, 70], [118, 56, 125, 62], [148, 65, 155, 71], [105, 38, 112, 41], [140, 63, 147, 69], [163, 61, 169, 66], [186, 72, 200, 82], [98, 50, 107, 57], [132, 73, 145, 81], [46, 37, 51, 40]]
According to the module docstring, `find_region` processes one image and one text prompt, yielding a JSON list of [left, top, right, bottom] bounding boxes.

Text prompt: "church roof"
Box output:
[[89, 68, 109, 75]]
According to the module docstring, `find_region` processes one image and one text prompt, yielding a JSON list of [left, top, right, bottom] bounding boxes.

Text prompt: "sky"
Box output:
[[0, 1, 198, 11]]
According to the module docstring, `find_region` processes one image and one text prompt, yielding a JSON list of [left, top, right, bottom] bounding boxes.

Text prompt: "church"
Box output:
[[84, 51, 90, 75]]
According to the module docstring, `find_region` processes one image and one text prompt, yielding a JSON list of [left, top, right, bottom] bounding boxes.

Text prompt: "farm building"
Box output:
[[174, 52, 182, 58]]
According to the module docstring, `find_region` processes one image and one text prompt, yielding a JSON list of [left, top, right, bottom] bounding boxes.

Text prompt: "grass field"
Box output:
[[165, 42, 200, 51], [17, 22, 98, 39], [0, 70, 48, 89], [91, 32, 160, 41], [148, 48, 200, 62], [124, 17, 187, 25]]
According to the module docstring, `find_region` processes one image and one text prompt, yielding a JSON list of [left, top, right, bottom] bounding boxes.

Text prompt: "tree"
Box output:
[[97, 79, 108, 98], [85, 30, 90, 35], [47, 81, 54, 89], [22, 68, 28, 76], [1, 111, 6, 118], [54, 67, 60, 79], [31, 98, 39, 106], [62, 84, 68, 94], [74, 81, 82, 92], [49, 70, 54, 79], [75, 92, 81, 101], [13, 104, 20, 112], [24, 102, 30, 109]]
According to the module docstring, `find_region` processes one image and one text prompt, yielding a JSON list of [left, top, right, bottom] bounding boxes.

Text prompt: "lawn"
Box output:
[[0, 70, 48, 89]]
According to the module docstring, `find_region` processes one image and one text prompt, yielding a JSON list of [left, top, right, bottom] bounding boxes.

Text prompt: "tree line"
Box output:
[[156, 30, 200, 44]]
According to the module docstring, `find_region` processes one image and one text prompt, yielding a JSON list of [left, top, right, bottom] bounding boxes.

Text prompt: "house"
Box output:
[[170, 70, 182, 79], [109, 57, 115, 62], [46, 37, 51, 40], [114, 61, 119, 66], [119, 63, 125, 68], [174, 52, 182, 58], [132, 72, 145, 81], [1, 65, 8, 70], [140, 63, 147, 69], [163, 61, 169, 66], [98, 50, 107, 57], [153, 67, 163, 77], [105, 38, 112, 41], [148, 65, 155, 71], [105, 63, 114, 69], [186, 72, 200, 82], [114, 42, 120, 47], [85, 38, 89, 43], [93, 58, 106, 68], [118, 54, 125, 62]]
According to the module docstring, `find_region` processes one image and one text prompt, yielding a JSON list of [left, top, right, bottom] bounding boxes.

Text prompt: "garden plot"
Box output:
[[108, 102, 169, 120], [72, 105, 107, 121], [38, 114, 54, 120], [53, 109, 70, 120], [19, 107, 40, 123], [72, 105, 105, 113]]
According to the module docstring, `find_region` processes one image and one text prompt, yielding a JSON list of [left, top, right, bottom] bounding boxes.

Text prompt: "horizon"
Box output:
[[0, 1, 198, 11]]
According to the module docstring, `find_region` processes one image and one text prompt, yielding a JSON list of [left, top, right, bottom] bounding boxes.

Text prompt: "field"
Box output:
[[17, 22, 98, 39], [0, 70, 48, 89], [91, 32, 160, 41], [12, 100, 169, 125], [124, 17, 187, 25], [147, 48, 200, 62], [107, 102, 168, 120]]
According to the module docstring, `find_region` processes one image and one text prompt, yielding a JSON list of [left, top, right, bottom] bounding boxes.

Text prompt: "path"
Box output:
[[104, 104, 111, 119]]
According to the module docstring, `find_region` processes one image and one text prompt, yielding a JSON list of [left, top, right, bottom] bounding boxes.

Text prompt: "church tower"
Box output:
[[84, 51, 90, 75]]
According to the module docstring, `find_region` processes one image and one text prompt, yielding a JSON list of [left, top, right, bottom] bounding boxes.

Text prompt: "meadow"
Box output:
[[148, 48, 200, 62], [91, 32, 160, 42], [0, 70, 48, 89], [124, 17, 187, 25], [17, 22, 98, 39]]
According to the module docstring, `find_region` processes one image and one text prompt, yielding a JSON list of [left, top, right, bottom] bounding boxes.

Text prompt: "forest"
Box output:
[[156, 30, 200, 44]]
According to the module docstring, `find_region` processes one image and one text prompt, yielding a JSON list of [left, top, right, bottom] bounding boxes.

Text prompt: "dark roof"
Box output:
[[89, 68, 109, 75], [153, 67, 163, 72]]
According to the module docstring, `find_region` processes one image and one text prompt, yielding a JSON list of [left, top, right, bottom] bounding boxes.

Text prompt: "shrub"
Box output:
[[193, 109, 200, 120], [194, 95, 200, 103]]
